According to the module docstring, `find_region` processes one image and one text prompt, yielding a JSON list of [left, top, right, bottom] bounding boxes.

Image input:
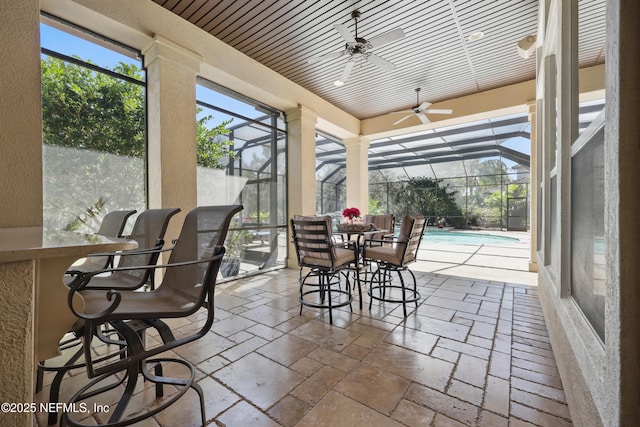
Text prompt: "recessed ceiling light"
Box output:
[[468, 31, 485, 42], [334, 80, 345, 87]]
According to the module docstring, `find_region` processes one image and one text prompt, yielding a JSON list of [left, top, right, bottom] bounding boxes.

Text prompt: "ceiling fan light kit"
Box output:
[[309, 10, 405, 86], [517, 34, 537, 59], [389, 88, 453, 125], [468, 31, 485, 42]]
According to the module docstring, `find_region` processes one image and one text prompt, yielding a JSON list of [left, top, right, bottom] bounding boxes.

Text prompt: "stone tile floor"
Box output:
[[36, 234, 572, 426]]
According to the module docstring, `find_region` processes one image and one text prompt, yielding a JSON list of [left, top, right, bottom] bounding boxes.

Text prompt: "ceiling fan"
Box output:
[[308, 10, 405, 86], [389, 88, 453, 125]]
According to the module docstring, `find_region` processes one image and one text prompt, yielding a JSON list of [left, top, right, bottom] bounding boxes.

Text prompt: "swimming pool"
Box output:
[[422, 231, 519, 245]]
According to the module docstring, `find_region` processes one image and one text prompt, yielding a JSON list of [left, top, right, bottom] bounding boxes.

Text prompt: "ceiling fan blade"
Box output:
[[389, 110, 415, 114], [367, 28, 405, 48], [425, 108, 453, 114], [334, 23, 355, 44], [393, 114, 414, 125], [417, 101, 432, 111], [418, 114, 430, 125], [367, 53, 395, 71], [339, 60, 355, 83], [307, 51, 344, 64]]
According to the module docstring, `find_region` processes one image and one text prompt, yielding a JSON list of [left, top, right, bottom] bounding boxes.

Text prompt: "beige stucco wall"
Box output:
[[536, 1, 640, 426], [0, 0, 42, 228], [344, 136, 371, 213], [0, 2, 42, 426], [285, 106, 318, 267], [144, 35, 202, 240], [0, 261, 36, 427]]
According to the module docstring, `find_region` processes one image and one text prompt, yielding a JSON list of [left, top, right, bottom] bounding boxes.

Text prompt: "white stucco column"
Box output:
[[344, 136, 370, 214], [143, 35, 202, 241], [0, 2, 42, 426], [286, 105, 317, 267], [0, 1, 42, 229], [527, 101, 538, 272]]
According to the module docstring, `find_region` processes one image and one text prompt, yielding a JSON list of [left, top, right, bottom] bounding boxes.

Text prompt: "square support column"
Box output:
[[286, 105, 317, 267], [143, 35, 202, 241], [344, 136, 370, 214], [0, 2, 42, 426]]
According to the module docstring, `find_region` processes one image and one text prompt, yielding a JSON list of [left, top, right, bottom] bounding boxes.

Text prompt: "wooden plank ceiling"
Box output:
[[153, 0, 605, 120]]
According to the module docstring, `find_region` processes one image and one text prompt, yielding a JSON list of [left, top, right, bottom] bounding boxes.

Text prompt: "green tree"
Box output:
[[41, 57, 145, 156], [196, 111, 236, 169], [42, 56, 236, 166], [463, 159, 511, 228], [394, 177, 463, 222]]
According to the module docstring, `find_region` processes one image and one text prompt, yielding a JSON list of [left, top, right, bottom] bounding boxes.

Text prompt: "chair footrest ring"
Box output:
[[62, 357, 202, 427], [368, 284, 420, 303], [300, 288, 353, 309]]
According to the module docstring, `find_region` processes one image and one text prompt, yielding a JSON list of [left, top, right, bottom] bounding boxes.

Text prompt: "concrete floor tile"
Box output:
[[213, 353, 304, 410], [36, 236, 576, 427], [296, 391, 404, 427], [216, 401, 280, 427], [335, 364, 410, 415]]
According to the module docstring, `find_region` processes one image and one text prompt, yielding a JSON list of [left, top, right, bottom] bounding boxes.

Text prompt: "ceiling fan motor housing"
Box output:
[[309, 9, 404, 84]]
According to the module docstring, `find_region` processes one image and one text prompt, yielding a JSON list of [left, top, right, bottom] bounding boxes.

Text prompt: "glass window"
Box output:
[[571, 124, 605, 341], [40, 17, 146, 232], [196, 79, 287, 279], [549, 175, 559, 273]]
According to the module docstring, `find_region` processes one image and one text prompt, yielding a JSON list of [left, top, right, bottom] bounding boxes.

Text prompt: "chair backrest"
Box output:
[[85, 209, 137, 270], [159, 205, 243, 305], [396, 215, 426, 265], [290, 215, 335, 267], [364, 214, 394, 233], [117, 208, 181, 280], [96, 210, 137, 237]]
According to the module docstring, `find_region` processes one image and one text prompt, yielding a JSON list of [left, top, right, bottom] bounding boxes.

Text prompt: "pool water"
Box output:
[[422, 231, 519, 245]]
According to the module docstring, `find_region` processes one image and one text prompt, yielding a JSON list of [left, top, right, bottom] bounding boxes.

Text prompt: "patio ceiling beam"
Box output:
[[367, 151, 514, 171], [318, 138, 531, 174], [320, 165, 345, 184], [498, 146, 530, 166], [235, 135, 273, 152], [356, 131, 526, 160], [362, 144, 530, 168], [226, 115, 271, 131], [366, 116, 529, 149], [365, 149, 500, 168], [315, 161, 327, 172]]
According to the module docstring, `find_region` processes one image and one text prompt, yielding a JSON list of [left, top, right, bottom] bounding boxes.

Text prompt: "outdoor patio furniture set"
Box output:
[[290, 213, 427, 323]]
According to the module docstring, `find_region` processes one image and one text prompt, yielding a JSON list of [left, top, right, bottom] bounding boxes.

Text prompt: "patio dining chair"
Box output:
[[363, 214, 395, 245], [67, 209, 137, 273], [60, 205, 242, 427], [291, 215, 360, 324], [37, 208, 180, 425], [65, 208, 181, 290], [363, 214, 426, 317]]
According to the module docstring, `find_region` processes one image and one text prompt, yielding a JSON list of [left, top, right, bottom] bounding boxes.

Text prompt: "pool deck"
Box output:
[[415, 230, 537, 286]]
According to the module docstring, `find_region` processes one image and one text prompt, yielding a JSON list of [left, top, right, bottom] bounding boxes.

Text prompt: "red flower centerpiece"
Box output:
[[342, 207, 361, 223], [338, 207, 369, 231]]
